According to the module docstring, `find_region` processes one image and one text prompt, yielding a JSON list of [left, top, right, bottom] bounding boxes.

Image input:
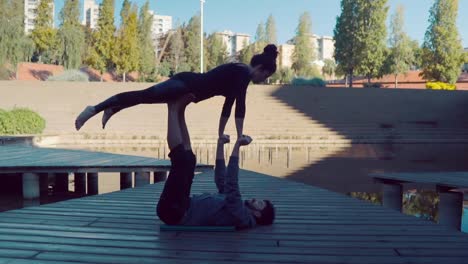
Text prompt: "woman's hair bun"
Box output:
[[263, 44, 278, 60]]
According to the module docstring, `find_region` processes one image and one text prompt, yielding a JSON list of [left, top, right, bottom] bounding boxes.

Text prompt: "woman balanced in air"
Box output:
[[75, 44, 278, 140]]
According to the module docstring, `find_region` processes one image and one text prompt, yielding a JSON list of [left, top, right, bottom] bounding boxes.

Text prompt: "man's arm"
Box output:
[[223, 136, 254, 227]]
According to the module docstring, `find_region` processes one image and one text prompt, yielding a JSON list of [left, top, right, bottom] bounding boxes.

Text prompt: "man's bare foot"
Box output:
[[237, 135, 252, 146], [75, 106, 96, 131]]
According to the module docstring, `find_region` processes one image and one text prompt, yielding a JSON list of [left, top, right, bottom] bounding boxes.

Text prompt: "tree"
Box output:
[[206, 34, 227, 70], [184, 15, 202, 72], [334, 0, 359, 87], [0, 0, 34, 72], [409, 40, 423, 70], [421, 0, 463, 84], [265, 15, 277, 44], [291, 12, 315, 77], [137, 1, 155, 81], [30, 0, 57, 63], [355, 0, 389, 84], [322, 59, 336, 79], [114, 3, 140, 82], [57, 0, 85, 69], [86, 0, 116, 81], [387, 5, 413, 88], [255, 22, 266, 43]]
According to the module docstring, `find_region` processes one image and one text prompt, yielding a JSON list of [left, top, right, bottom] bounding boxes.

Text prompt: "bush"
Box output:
[[0, 108, 46, 135], [47, 70, 89, 82], [0, 66, 13, 80], [291, 77, 326, 87], [426, 82, 456, 90], [363, 82, 383, 88]]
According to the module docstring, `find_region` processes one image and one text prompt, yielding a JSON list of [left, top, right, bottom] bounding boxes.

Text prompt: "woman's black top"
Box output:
[[172, 63, 251, 119]]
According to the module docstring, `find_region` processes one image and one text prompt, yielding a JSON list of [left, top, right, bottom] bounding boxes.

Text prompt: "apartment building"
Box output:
[[148, 11, 172, 37], [24, 0, 55, 34], [82, 0, 100, 29], [281, 34, 335, 69], [214, 30, 251, 58]]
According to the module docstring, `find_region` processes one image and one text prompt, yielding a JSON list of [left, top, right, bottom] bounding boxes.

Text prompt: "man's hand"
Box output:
[[237, 135, 252, 146], [218, 134, 230, 144]]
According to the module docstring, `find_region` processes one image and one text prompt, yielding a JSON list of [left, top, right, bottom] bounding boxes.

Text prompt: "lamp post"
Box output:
[[200, 0, 205, 73]]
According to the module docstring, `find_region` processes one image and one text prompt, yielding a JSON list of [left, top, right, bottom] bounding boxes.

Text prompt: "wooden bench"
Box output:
[[370, 172, 467, 231], [0, 146, 212, 200]]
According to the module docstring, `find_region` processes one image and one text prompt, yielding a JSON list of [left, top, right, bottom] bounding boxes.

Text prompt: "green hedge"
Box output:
[[426, 82, 456, 90], [0, 108, 46, 135], [291, 77, 326, 87], [47, 70, 89, 82]]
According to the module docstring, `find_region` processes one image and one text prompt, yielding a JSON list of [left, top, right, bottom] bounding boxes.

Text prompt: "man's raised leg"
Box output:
[[157, 94, 195, 225]]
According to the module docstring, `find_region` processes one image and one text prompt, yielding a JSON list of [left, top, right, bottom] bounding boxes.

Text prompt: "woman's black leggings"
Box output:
[[94, 79, 189, 113]]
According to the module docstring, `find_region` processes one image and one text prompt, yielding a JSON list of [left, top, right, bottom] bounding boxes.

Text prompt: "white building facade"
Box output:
[[82, 0, 100, 29], [148, 11, 172, 37], [24, 0, 55, 34], [281, 34, 335, 69], [214, 30, 250, 58]]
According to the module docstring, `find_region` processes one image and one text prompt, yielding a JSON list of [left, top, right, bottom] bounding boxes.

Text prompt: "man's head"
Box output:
[[250, 44, 278, 84], [245, 198, 275, 225]]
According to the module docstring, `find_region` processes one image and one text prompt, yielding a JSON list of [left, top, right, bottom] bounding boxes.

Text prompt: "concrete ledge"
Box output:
[[0, 136, 35, 146]]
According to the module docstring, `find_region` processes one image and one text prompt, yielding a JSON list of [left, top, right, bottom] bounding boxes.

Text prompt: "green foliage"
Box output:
[[57, 0, 85, 69], [403, 190, 438, 221], [206, 34, 227, 71], [409, 40, 423, 69], [322, 59, 336, 78], [349, 192, 382, 204], [255, 22, 266, 43], [355, 0, 389, 82], [421, 0, 463, 84], [31, 0, 57, 63], [86, 0, 116, 78], [387, 5, 414, 87], [270, 67, 294, 84], [292, 12, 315, 78], [334, 0, 359, 87], [291, 77, 326, 87], [363, 82, 383, 88], [265, 15, 277, 44], [47, 70, 89, 82], [137, 1, 156, 80], [163, 27, 187, 74], [114, 4, 140, 82], [0, 66, 13, 80], [425, 81, 456, 90], [0, 0, 33, 69], [334, 0, 389, 86], [184, 15, 202, 72], [0, 108, 46, 135]]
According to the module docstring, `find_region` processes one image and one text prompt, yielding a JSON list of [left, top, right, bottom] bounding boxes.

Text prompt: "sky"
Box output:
[[55, 0, 468, 47]]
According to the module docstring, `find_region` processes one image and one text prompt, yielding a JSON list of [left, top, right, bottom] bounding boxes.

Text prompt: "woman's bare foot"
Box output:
[[75, 106, 96, 131], [102, 107, 120, 129]]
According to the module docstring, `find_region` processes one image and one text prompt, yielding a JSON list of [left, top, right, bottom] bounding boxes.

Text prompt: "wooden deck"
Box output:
[[0, 169, 467, 264], [0, 145, 212, 199], [0, 145, 175, 173]]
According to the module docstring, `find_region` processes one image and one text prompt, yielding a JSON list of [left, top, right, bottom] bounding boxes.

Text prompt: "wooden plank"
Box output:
[[371, 171, 468, 188], [0, 168, 467, 263]]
